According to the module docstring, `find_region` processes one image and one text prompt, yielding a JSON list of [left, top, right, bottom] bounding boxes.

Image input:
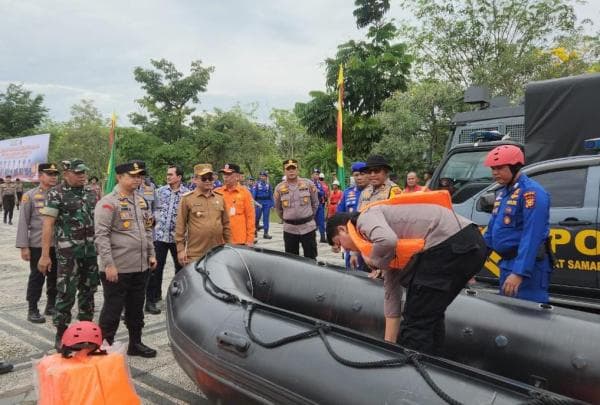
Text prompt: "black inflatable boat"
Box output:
[[166, 246, 597, 404]]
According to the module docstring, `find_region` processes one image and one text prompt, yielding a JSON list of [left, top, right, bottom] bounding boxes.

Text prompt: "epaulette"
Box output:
[[182, 190, 195, 197], [214, 188, 224, 195]]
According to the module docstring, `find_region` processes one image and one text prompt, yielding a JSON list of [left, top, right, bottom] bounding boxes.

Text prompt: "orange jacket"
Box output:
[[349, 190, 452, 269], [37, 351, 140, 405], [215, 184, 256, 245]]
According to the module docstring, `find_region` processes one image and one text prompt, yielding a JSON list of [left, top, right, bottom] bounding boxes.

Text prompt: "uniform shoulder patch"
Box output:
[[21, 194, 30, 203], [102, 204, 114, 211], [523, 191, 536, 208]]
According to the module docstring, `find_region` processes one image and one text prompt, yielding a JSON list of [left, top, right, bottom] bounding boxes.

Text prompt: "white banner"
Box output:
[[0, 134, 50, 182]]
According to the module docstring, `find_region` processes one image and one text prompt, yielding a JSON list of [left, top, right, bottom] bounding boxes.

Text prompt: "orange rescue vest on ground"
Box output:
[[37, 350, 140, 405], [348, 190, 452, 269]]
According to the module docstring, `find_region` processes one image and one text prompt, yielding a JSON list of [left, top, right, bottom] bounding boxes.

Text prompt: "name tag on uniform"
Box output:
[[229, 206, 236, 216]]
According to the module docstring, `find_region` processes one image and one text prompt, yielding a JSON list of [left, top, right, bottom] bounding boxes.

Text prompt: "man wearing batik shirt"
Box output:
[[145, 165, 189, 314]]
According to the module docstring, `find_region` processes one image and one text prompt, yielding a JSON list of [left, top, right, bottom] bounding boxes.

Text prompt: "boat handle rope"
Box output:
[[196, 261, 583, 405]]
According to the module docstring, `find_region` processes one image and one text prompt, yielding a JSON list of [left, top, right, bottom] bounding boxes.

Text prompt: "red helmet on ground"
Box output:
[[61, 321, 103, 349], [484, 145, 525, 167]]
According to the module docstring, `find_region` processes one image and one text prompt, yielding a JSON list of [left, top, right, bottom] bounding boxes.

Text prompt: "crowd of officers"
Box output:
[[9, 146, 550, 362]]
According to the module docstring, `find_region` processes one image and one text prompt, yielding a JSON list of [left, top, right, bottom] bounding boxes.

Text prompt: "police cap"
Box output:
[[283, 159, 298, 169], [115, 161, 146, 175], [351, 161, 366, 173], [194, 163, 213, 177], [38, 163, 59, 174]]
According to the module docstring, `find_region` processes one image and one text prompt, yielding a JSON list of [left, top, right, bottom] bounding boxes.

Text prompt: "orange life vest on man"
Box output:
[[347, 190, 452, 269]]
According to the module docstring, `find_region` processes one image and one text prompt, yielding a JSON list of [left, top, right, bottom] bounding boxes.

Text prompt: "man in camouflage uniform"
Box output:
[[38, 159, 99, 350], [0, 175, 17, 224]]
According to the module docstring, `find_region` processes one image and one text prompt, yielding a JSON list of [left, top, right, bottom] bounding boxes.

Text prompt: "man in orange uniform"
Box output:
[[214, 163, 256, 246]]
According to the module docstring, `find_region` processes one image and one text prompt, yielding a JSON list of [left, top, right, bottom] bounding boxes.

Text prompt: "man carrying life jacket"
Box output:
[[326, 192, 487, 354]]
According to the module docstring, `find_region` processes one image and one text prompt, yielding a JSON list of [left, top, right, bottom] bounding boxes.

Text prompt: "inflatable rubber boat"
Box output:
[[166, 245, 596, 404]]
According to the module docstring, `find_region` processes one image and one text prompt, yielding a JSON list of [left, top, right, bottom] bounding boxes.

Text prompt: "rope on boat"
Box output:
[[196, 261, 581, 405]]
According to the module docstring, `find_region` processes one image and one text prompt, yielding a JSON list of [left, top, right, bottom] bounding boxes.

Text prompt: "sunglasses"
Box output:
[[195, 175, 214, 182], [366, 167, 384, 174]]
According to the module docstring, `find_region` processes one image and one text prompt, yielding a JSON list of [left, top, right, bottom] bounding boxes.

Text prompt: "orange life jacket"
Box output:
[[37, 350, 140, 405], [348, 190, 452, 269]]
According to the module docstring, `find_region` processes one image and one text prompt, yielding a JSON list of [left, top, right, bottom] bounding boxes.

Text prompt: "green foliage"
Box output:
[[130, 59, 214, 143], [401, 0, 595, 98], [296, 0, 411, 160], [0, 83, 48, 139], [373, 80, 465, 176], [293, 91, 337, 139], [353, 0, 391, 29], [49, 100, 110, 180], [270, 109, 309, 159]]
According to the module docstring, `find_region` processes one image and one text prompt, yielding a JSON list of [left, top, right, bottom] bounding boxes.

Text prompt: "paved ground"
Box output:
[[0, 213, 343, 405]]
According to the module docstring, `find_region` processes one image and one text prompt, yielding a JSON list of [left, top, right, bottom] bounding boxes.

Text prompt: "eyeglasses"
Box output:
[[196, 176, 213, 182], [366, 167, 384, 174]]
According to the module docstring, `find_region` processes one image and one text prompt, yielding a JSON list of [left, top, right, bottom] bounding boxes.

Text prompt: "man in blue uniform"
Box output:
[[336, 162, 369, 271], [482, 145, 552, 303], [252, 171, 273, 239], [311, 169, 327, 243]]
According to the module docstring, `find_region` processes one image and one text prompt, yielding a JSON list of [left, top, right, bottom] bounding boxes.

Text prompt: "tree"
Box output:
[[373, 80, 465, 177], [129, 59, 214, 143], [270, 109, 309, 159], [401, 0, 597, 98], [50, 100, 110, 179], [295, 0, 411, 158], [0, 83, 48, 139]]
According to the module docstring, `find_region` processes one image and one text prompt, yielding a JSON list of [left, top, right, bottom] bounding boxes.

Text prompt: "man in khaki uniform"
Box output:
[[94, 161, 158, 357], [274, 159, 319, 259], [1, 175, 17, 224], [16, 163, 60, 323], [175, 164, 231, 266]]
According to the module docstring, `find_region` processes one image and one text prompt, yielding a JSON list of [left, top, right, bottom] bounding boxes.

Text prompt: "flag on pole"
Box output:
[[104, 113, 117, 194], [336, 64, 345, 187]]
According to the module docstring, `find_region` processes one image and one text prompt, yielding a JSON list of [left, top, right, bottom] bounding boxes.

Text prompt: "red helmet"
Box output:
[[484, 145, 525, 167], [61, 321, 103, 350]]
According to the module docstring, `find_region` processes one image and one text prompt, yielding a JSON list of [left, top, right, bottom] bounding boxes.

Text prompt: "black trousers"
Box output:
[[283, 230, 318, 260], [99, 271, 148, 344], [16, 192, 23, 208], [399, 225, 487, 355], [2, 196, 15, 223], [27, 247, 58, 310], [146, 241, 181, 303]]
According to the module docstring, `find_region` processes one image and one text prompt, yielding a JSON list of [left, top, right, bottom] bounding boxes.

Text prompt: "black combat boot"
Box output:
[[319, 234, 327, 244], [0, 362, 13, 375], [145, 301, 161, 315], [263, 233, 272, 240], [44, 303, 55, 317], [127, 329, 157, 358], [27, 308, 45, 323], [55, 325, 67, 352]]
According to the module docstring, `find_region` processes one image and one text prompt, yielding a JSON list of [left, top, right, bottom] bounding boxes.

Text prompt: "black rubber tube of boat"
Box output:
[[195, 260, 582, 405]]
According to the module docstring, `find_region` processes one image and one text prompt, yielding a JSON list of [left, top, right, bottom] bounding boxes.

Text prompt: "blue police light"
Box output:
[[470, 130, 504, 142], [583, 138, 600, 152]]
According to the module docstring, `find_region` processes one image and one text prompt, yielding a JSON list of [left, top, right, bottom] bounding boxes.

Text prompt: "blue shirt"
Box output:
[[337, 186, 363, 213], [252, 180, 273, 204], [483, 173, 551, 301], [153, 184, 190, 243]]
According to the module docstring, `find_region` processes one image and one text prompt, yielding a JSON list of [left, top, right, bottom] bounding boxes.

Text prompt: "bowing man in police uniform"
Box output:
[[483, 145, 552, 303], [16, 163, 60, 323], [274, 159, 319, 259], [94, 161, 158, 357]]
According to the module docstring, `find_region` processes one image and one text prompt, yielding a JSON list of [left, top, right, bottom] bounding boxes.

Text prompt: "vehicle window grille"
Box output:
[[505, 124, 525, 143]]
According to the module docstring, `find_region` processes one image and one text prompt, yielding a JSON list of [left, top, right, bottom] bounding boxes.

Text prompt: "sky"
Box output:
[[1, 0, 599, 125]]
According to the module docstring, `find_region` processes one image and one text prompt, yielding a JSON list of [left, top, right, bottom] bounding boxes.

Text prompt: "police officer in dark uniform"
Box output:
[[252, 170, 274, 239], [16, 163, 60, 323], [483, 145, 552, 303], [94, 161, 158, 357], [311, 169, 327, 243]]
